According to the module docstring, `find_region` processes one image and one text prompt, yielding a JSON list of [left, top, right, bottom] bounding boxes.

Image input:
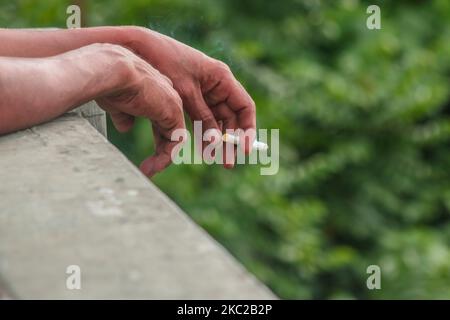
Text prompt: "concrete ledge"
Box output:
[[74, 101, 107, 137], [0, 112, 275, 299]]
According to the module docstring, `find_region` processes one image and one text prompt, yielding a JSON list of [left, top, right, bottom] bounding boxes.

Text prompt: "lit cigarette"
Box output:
[[222, 133, 268, 151]]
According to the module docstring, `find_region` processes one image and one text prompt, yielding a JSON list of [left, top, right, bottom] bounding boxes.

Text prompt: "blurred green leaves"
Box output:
[[2, 0, 449, 299]]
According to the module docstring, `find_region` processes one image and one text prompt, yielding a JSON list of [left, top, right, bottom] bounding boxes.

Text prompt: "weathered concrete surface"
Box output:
[[0, 113, 275, 299], [74, 101, 107, 137]]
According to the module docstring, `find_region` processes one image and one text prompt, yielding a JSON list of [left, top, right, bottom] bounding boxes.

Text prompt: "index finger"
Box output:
[[226, 80, 257, 154]]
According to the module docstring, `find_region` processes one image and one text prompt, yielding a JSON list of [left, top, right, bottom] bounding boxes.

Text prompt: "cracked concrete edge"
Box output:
[[73, 101, 107, 137], [73, 115, 278, 299], [0, 112, 277, 299]]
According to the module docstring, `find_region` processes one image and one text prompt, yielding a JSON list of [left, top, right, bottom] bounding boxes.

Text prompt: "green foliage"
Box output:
[[2, 0, 449, 298]]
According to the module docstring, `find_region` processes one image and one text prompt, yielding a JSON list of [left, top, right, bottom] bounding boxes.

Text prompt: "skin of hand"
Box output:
[[0, 43, 186, 177], [0, 27, 257, 168], [128, 27, 257, 168]]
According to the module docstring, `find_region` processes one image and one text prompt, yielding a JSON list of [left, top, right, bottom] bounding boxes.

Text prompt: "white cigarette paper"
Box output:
[[222, 133, 269, 151]]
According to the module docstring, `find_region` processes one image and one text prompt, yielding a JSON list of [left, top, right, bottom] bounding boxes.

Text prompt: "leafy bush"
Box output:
[[3, 0, 449, 298]]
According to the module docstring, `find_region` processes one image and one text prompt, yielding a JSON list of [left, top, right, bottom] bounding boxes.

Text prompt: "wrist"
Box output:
[[116, 26, 150, 53], [93, 44, 137, 95], [121, 26, 169, 68], [51, 44, 130, 104], [112, 26, 146, 46]]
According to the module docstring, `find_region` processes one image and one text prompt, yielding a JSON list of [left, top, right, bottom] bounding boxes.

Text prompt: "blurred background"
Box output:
[[1, 0, 449, 299]]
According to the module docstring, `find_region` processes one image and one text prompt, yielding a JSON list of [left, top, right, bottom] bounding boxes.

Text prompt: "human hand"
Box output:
[[128, 27, 256, 168], [0, 26, 256, 168], [94, 44, 186, 177]]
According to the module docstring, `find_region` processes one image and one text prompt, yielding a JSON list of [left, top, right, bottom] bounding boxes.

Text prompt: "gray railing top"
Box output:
[[0, 108, 275, 299]]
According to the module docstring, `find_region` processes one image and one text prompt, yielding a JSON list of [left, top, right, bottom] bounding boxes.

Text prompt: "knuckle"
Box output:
[[179, 83, 196, 100], [198, 109, 216, 124], [165, 89, 183, 112], [248, 98, 256, 112], [163, 106, 183, 130], [163, 111, 178, 128], [215, 59, 231, 71], [116, 58, 136, 84], [213, 60, 232, 77], [161, 74, 174, 87]]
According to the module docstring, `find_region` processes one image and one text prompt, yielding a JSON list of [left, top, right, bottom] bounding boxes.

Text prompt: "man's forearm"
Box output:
[[0, 27, 190, 77], [0, 26, 142, 58], [0, 44, 125, 134]]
